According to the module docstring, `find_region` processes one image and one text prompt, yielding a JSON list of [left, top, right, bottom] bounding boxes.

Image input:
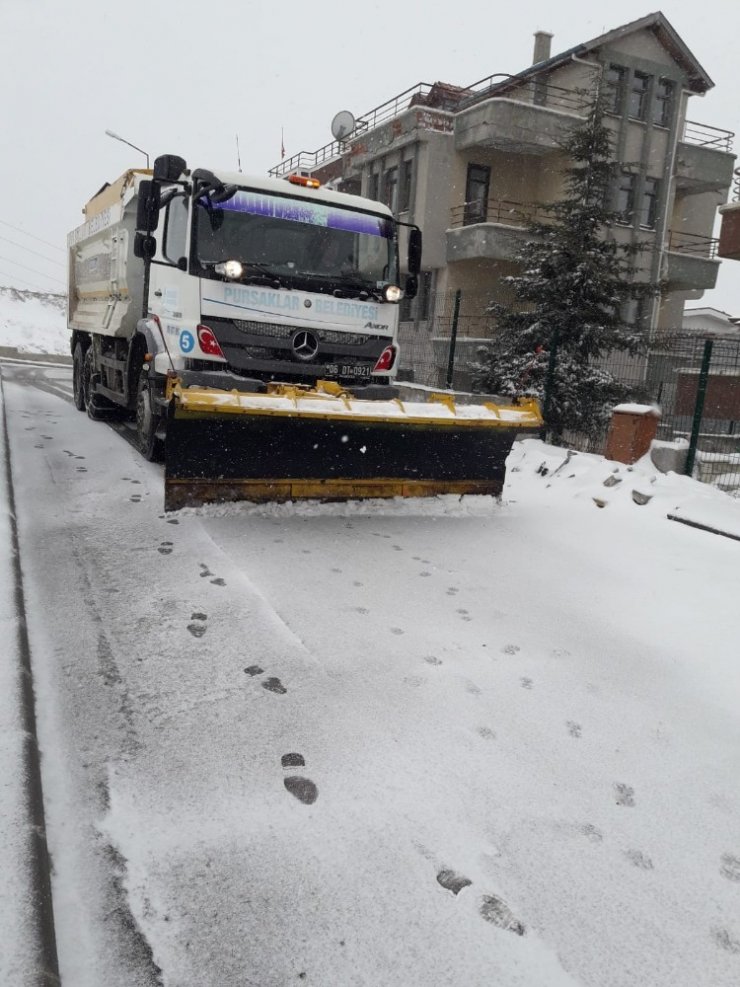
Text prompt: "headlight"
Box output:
[[215, 260, 244, 279], [382, 284, 403, 303]]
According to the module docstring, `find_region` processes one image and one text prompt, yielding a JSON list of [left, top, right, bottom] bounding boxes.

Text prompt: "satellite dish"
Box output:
[[331, 110, 356, 142]]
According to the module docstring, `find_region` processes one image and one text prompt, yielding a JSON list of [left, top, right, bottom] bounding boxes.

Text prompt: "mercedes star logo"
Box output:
[[292, 329, 320, 362]]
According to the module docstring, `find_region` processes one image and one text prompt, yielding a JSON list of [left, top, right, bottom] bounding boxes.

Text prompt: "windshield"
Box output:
[[194, 188, 397, 289]]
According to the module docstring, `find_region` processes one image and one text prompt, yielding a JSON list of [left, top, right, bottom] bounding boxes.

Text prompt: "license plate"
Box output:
[[324, 363, 372, 378]]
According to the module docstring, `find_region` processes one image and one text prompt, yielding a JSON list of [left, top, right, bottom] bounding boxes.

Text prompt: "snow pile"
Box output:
[[0, 287, 68, 355], [505, 438, 740, 537]]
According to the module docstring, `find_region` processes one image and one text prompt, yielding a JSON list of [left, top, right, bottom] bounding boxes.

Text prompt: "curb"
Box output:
[[0, 370, 61, 985]]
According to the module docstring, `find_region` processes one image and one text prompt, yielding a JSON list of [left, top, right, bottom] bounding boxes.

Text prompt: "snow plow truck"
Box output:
[[67, 154, 542, 510]]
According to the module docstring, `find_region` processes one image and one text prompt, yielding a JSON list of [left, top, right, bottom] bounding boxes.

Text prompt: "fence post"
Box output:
[[445, 289, 462, 389], [542, 326, 560, 426], [685, 337, 713, 478]]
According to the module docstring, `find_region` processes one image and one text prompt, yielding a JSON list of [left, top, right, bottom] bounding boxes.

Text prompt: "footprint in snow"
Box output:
[[166, 518, 179, 525], [581, 824, 603, 842], [614, 783, 635, 807], [625, 849, 653, 870], [720, 854, 740, 882], [210, 577, 226, 587], [477, 726, 496, 740], [479, 895, 526, 935], [446, 587, 459, 596], [130, 494, 141, 503], [158, 542, 173, 555], [199, 564, 213, 577], [502, 644, 520, 655], [567, 721, 582, 738], [712, 928, 740, 954], [187, 612, 208, 638], [281, 753, 318, 804], [423, 655, 442, 666], [390, 627, 404, 636], [520, 677, 533, 690], [437, 869, 472, 895], [262, 677, 287, 695], [244, 665, 264, 677], [76, 466, 88, 473]]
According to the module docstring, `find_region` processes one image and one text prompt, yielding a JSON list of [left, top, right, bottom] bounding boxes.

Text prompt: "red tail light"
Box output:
[[196, 324, 225, 359], [373, 345, 397, 373]]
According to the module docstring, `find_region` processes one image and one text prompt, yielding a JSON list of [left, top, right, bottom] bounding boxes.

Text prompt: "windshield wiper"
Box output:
[[297, 272, 377, 300], [204, 260, 282, 288]]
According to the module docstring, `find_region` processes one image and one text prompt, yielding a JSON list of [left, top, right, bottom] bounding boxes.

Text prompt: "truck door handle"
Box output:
[[153, 290, 162, 297]]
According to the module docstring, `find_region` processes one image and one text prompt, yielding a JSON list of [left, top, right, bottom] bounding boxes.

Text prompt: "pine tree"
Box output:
[[471, 97, 658, 440]]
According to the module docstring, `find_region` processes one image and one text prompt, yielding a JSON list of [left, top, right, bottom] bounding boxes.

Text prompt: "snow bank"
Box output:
[[0, 287, 68, 355]]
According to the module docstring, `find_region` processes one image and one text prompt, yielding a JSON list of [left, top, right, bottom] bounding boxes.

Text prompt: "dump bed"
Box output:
[[67, 169, 150, 339]]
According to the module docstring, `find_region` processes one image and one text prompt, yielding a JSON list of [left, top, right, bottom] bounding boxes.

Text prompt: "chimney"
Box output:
[[532, 31, 553, 65]]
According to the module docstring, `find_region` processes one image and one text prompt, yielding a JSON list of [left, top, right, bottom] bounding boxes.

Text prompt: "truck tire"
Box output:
[[72, 342, 86, 411], [135, 376, 164, 462], [83, 347, 117, 421]]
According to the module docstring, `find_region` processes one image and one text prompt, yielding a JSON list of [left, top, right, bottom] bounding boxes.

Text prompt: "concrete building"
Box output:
[[271, 12, 736, 383], [682, 306, 740, 335]]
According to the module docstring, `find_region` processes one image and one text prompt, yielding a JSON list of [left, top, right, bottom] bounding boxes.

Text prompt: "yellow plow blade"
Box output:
[[163, 380, 543, 511]]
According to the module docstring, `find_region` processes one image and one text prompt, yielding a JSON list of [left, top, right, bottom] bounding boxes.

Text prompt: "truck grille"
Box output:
[[233, 319, 370, 346]]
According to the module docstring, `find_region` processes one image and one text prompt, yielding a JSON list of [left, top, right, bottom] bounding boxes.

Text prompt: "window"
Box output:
[[628, 71, 650, 121], [616, 172, 636, 224], [399, 159, 413, 213], [640, 177, 660, 228], [383, 167, 399, 213], [653, 79, 673, 127], [367, 172, 379, 201], [604, 64, 627, 115], [163, 195, 188, 265], [463, 164, 490, 225]]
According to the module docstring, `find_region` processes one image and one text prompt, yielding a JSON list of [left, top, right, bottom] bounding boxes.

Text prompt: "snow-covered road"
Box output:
[[2, 362, 740, 986]]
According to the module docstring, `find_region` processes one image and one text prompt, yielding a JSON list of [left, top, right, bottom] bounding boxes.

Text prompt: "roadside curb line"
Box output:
[[0, 370, 61, 986]]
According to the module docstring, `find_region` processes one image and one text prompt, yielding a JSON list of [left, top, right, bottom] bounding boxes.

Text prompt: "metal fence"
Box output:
[[398, 290, 740, 492]]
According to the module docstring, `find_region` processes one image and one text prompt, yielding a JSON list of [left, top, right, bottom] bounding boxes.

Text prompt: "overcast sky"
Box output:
[[1, 0, 739, 315]]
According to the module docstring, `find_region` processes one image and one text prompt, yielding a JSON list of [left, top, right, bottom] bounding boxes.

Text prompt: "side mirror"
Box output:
[[211, 184, 238, 204], [133, 232, 157, 259], [153, 154, 187, 183], [405, 275, 418, 300], [136, 180, 161, 232], [408, 227, 422, 276]]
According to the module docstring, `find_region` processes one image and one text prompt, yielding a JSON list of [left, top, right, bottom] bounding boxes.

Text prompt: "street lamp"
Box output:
[[104, 129, 150, 168]]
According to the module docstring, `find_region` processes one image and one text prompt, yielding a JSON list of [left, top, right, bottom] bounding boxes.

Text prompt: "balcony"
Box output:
[[675, 121, 736, 194], [665, 230, 720, 290], [447, 198, 549, 263], [268, 82, 453, 178], [455, 80, 588, 155]]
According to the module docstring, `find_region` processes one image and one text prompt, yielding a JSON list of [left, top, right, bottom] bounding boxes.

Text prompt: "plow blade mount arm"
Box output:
[[163, 380, 543, 511]]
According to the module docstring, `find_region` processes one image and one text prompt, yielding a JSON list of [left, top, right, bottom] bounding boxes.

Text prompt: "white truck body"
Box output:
[[68, 167, 403, 385]]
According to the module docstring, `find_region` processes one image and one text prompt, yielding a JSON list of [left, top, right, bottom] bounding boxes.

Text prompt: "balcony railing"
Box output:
[[667, 230, 719, 259], [458, 76, 591, 115], [681, 121, 734, 153], [450, 197, 551, 229], [269, 82, 439, 178]]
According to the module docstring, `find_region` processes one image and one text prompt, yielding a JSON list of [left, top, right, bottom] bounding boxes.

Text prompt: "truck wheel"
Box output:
[[72, 342, 86, 411], [135, 377, 164, 462], [84, 346, 120, 421]]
